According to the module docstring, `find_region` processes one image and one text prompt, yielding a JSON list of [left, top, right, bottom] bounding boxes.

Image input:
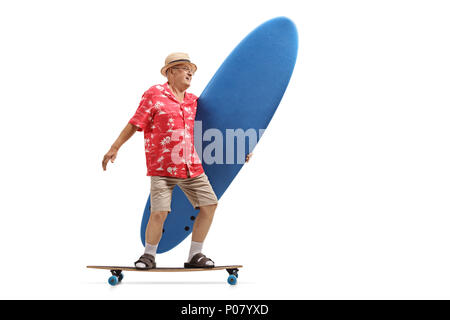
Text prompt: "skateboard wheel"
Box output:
[[108, 275, 119, 286], [118, 273, 124, 282], [227, 275, 237, 285]]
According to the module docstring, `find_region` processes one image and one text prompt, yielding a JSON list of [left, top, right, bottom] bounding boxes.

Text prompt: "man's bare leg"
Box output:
[[187, 204, 217, 266], [192, 204, 217, 242], [146, 211, 169, 245], [135, 211, 168, 269]]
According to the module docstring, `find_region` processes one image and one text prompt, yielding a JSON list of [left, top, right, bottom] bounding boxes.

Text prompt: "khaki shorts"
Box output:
[[150, 173, 218, 213]]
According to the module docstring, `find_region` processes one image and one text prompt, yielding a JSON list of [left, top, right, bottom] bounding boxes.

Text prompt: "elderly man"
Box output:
[[102, 53, 251, 269]]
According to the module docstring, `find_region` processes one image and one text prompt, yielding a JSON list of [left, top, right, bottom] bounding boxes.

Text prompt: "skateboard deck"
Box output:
[[140, 16, 298, 253], [87, 265, 242, 286]]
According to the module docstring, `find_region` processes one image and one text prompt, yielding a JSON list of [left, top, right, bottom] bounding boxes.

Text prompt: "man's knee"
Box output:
[[150, 211, 169, 223], [199, 203, 218, 214]]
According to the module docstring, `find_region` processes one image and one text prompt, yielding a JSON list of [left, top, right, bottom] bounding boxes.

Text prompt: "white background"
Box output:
[[0, 0, 449, 299]]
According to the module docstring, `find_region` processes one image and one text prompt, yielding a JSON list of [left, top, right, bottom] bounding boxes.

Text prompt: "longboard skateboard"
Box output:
[[87, 265, 242, 286]]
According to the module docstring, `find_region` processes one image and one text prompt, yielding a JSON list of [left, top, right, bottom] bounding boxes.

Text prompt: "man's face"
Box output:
[[168, 63, 194, 87]]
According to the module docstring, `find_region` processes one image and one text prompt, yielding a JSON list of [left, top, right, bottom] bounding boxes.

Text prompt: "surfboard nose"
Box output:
[[249, 16, 298, 66], [270, 16, 297, 29], [262, 16, 297, 34]]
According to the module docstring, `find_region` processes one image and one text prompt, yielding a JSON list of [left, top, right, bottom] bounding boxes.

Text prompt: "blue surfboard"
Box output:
[[140, 17, 298, 253]]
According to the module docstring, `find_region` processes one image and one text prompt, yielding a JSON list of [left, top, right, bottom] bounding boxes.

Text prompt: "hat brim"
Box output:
[[161, 61, 197, 77]]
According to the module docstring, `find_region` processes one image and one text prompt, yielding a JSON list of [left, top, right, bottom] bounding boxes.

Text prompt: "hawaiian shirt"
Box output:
[[129, 82, 204, 178]]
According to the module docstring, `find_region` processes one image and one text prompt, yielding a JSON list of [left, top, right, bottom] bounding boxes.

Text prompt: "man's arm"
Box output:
[[102, 123, 138, 171]]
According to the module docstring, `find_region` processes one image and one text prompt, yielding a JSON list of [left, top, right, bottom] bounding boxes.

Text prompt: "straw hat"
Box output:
[[160, 52, 197, 77]]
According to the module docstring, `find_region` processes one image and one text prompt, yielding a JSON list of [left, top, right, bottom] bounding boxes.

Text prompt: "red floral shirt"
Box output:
[[129, 82, 204, 178]]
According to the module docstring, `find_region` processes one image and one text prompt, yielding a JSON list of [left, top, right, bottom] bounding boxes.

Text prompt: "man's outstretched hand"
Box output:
[[102, 147, 118, 171]]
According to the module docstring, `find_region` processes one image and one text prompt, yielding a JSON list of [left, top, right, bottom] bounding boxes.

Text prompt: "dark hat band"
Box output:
[[168, 59, 191, 65]]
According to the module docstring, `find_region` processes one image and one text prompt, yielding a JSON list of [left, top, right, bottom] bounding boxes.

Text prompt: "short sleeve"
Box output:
[[129, 90, 154, 132]]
